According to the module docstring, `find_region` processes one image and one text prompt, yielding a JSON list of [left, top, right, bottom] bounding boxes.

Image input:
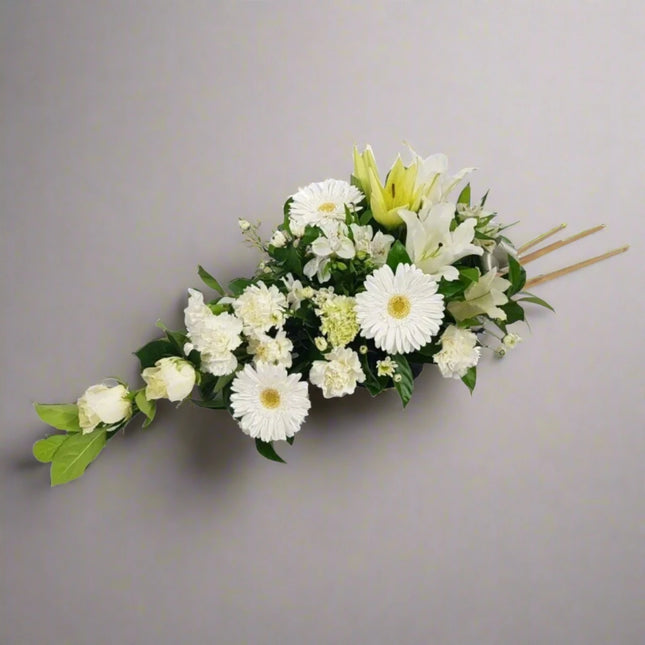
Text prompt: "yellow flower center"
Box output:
[[259, 388, 281, 409], [317, 202, 336, 213], [387, 294, 411, 319]]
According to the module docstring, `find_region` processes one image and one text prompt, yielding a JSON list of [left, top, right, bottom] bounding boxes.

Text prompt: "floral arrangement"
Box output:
[[32, 146, 627, 485]]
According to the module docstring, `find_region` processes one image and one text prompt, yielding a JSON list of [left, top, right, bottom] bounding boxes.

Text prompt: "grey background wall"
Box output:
[[1, 2, 643, 644]]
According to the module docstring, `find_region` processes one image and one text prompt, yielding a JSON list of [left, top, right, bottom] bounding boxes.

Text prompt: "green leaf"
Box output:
[[286, 436, 295, 446], [228, 277, 252, 296], [392, 354, 414, 407], [165, 330, 188, 355], [457, 183, 471, 206], [461, 366, 477, 394], [33, 434, 67, 463], [359, 353, 385, 396], [191, 397, 227, 409], [501, 300, 525, 324], [134, 390, 156, 428], [197, 265, 225, 295], [34, 403, 81, 433], [359, 209, 373, 226], [516, 293, 555, 312], [254, 438, 286, 464], [386, 240, 411, 271], [134, 339, 176, 369], [283, 246, 302, 275], [480, 189, 490, 207], [459, 267, 480, 284], [50, 429, 107, 486], [506, 255, 526, 296], [283, 197, 294, 232]]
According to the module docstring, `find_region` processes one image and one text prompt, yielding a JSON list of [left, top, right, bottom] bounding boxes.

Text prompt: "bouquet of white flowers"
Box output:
[[33, 146, 627, 485]]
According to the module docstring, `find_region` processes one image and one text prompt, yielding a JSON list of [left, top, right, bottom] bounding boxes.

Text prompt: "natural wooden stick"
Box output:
[[517, 223, 567, 254], [519, 224, 606, 264], [524, 245, 629, 288]]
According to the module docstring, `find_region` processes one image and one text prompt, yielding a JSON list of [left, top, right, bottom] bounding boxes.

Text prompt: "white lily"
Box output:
[[398, 202, 483, 281], [447, 269, 511, 321]]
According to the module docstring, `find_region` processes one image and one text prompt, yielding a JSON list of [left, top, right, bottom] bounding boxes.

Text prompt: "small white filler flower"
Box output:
[[230, 363, 311, 442], [355, 263, 445, 354]]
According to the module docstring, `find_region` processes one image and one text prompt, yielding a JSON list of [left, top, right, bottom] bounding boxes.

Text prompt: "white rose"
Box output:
[[77, 383, 132, 434], [142, 357, 197, 402], [270, 230, 287, 248], [433, 325, 481, 379], [309, 347, 365, 398]]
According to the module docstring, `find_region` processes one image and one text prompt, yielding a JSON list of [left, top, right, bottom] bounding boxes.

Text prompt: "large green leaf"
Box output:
[[197, 265, 225, 295], [228, 277, 253, 296], [50, 429, 107, 486], [506, 255, 526, 296], [393, 354, 414, 407], [191, 397, 227, 409], [34, 403, 81, 433], [134, 339, 176, 370], [386, 240, 411, 271], [255, 439, 286, 464], [33, 434, 67, 463], [501, 300, 525, 324]]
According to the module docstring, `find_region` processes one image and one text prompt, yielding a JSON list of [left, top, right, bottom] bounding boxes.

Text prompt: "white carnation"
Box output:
[[142, 357, 196, 402], [247, 330, 293, 368], [233, 282, 287, 335], [77, 383, 132, 434], [433, 325, 481, 379], [309, 347, 365, 398], [184, 289, 243, 376]]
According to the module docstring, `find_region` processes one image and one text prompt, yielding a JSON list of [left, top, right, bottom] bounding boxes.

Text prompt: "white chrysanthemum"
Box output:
[[355, 264, 445, 354], [184, 289, 243, 376], [233, 282, 287, 335], [433, 325, 481, 379], [230, 363, 311, 442], [289, 179, 364, 233], [376, 356, 397, 377], [309, 347, 365, 398], [247, 330, 293, 368]]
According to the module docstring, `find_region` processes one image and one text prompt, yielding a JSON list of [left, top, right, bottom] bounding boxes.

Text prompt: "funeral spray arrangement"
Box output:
[[32, 146, 627, 485]]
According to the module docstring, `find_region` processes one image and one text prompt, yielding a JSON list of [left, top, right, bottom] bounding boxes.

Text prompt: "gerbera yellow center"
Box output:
[[259, 387, 281, 409], [317, 201, 336, 213], [387, 294, 411, 319]]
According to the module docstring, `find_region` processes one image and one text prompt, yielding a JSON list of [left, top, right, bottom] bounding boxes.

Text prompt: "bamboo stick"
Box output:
[[524, 246, 629, 288], [517, 223, 567, 254], [519, 224, 606, 264]]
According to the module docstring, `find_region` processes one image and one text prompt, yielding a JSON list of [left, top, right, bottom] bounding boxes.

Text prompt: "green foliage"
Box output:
[[228, 277, 253, 296], [34, 403, 81, 433], [191, 397, 227, 409], [506, 255, 526, 296], [360, 353, 385, 396], [457, 183, 471, 206], [386, 240, 412, 271], [49, 429, 107, 486], [134, 339, 177, 370], [359, 209, 373, 226], [134, 390, 156, 428], [461, 366, 477, 394], [393, 354, 414, 407], [255, 438, 286, 464], [501, 300, 525, 324], [33, 434, 67, 463], [516, 293, 555, 312], [197, 265, 225, 295]]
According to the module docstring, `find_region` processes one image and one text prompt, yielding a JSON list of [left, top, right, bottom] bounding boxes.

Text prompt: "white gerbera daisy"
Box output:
[[289, 179, 364, 233], [355, 264, 445, 354], [230, 363, 311, 442]]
